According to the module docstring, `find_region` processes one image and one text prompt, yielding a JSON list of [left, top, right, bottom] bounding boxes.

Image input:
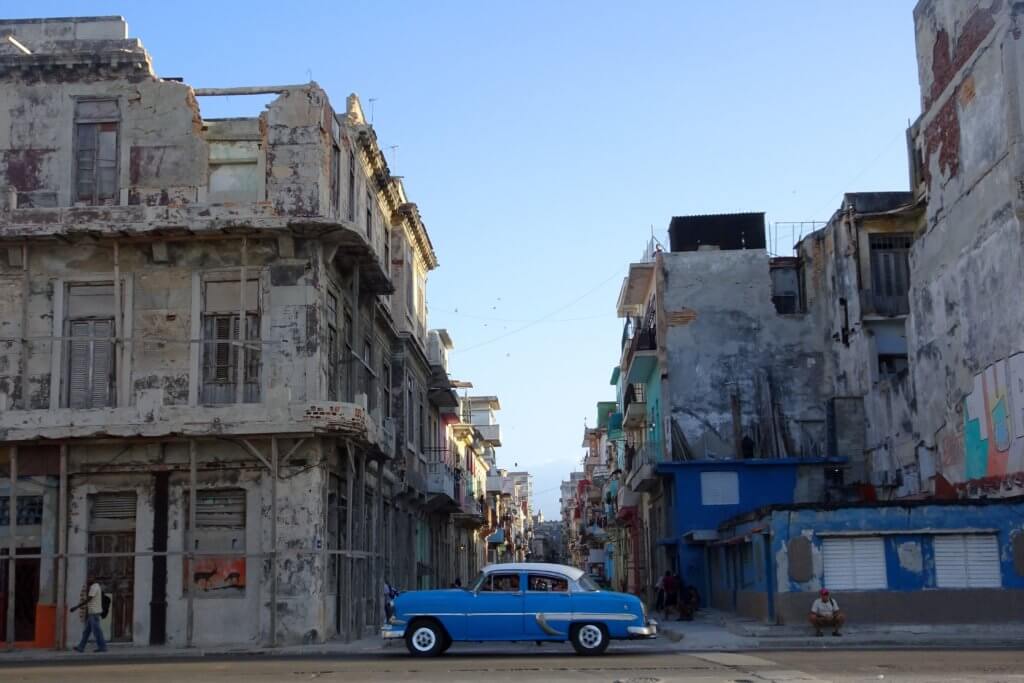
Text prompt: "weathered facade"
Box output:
[[0, 15, 494, 649], [905, 0, 1024, 497]]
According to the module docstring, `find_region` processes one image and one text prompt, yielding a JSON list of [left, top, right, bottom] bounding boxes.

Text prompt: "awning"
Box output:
[[487, 529, 505, 544]]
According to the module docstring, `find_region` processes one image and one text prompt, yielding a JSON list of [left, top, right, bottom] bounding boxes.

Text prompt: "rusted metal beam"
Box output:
[[238, 438, 273, 472], [280, 437, 307, 466]]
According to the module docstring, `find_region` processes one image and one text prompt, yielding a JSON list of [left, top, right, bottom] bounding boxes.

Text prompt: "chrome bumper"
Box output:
[[381, 626, 406, 639], [628, 619, 658, 638]]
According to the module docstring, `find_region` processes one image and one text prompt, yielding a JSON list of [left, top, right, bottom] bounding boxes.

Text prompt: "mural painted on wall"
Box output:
[[185, 557, 246, 593], [939, 353, 1024, 485]]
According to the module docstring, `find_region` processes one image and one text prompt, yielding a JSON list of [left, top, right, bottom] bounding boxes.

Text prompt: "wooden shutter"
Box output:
[[90, 319, 113, 407], [67, 320, 92, 408]]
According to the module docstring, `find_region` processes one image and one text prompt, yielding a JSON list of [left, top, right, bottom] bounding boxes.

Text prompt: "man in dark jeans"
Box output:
[[70, 577, 107, 653]]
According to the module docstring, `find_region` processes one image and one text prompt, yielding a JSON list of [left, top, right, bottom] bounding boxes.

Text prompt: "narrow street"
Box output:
[[3, 648, 1024, 682]]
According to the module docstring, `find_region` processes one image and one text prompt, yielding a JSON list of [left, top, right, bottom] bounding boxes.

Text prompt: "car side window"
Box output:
[[527, 574, 568, 592], [481, 573, 520, 592]]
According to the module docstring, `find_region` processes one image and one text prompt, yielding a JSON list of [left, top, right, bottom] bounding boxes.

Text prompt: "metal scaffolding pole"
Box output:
[[270, 436, 279, 647], [373, 460, 384, 627], [355, 453, 366, 634], [55, 445, 68, 650], [6, 446, 17, 649], [344, 440, 355, 642], [186, 439, 196, 647]]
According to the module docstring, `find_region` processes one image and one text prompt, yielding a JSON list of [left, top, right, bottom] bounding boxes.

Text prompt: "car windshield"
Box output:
[[577, 574, 600, 592], [466, 571, 487, 592]]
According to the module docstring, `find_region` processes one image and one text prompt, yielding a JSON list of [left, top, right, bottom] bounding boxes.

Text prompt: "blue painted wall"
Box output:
[[656, 459, 839, 605]]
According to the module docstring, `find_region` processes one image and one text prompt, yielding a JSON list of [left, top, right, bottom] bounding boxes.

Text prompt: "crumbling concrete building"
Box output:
[[0, 15, 469, 649]]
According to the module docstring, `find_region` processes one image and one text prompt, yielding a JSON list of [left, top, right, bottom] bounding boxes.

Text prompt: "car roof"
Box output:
[[482, 563, 585, 581]]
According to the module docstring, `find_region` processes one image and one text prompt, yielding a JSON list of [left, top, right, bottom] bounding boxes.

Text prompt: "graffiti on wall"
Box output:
[[939, 353, 1024, 485]]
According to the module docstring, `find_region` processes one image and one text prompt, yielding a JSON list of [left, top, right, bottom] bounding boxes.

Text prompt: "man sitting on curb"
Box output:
[[809, 588, 844, 637]]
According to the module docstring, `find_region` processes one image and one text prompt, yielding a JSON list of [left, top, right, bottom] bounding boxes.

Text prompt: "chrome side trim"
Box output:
[[381, 627, 406, 639]]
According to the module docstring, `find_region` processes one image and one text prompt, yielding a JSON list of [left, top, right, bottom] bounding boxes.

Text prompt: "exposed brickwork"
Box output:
[[927, 0, 1002, 108], [924, 95, 961, 183]]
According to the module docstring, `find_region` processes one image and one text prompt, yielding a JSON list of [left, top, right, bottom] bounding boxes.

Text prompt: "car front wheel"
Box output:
[[405, 619, 445, 657], [570, 623, 609, 656]]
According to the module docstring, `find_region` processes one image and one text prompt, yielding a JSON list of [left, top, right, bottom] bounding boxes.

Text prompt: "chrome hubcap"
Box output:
[[579, 625, 602, 649], [412, 626, 436, 651]]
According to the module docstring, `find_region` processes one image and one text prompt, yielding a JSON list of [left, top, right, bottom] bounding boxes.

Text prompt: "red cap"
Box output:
[[820, 588, 830, 596]]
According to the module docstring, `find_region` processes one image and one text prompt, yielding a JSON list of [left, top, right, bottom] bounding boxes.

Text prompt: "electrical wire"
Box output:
[[456, 269, 624, 353]]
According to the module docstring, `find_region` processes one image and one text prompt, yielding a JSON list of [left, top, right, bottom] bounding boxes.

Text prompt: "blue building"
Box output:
[[714, 497, 1024, 624], [654, 458, 844, 607]]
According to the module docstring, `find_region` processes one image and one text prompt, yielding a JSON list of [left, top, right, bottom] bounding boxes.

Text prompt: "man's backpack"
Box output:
[[101, 593, 112, 619]]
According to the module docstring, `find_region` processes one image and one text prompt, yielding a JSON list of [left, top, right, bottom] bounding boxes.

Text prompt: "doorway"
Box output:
[[0, 548, 41, 642]]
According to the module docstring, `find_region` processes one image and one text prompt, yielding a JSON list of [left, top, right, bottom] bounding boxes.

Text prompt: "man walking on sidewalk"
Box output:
[[809, 588, 844, 637], [71, 577, 108, 653]]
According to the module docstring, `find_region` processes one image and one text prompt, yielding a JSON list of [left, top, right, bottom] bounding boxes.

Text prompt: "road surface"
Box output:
[[3, 646, 1024, 682]]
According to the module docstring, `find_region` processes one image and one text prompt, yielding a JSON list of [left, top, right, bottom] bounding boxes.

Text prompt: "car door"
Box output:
[[467, 571, 525, 640], [523, 572, 572, 640]]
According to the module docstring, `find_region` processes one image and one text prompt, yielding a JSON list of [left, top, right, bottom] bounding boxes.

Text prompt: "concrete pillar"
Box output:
[[186, 439, 196, 647], [270, 436, 278, 647]]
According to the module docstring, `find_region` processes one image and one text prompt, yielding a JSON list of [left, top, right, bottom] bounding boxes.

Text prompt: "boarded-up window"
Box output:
[[75, 99, 119, 205], [186, 489, 246, 595], [64, 284, 116, 409], [934, 534, 1001, 588], [821, 537, 887, 590], [700, 471, 739, 506], [201, 279, 260, 404], [208, 141, 259, 204], [869, 234, 912, 316]]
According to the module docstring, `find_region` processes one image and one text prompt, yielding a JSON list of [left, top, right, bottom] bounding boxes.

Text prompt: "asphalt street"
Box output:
[[2, 647, 1024, 682]]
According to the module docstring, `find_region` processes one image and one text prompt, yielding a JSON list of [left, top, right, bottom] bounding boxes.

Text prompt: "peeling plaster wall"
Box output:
[[798, 204, 922, 491], [910, 0, 1024, 492], [661, 249, 826, 458]]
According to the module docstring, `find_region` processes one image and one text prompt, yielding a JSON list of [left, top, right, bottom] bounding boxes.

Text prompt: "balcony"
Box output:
[[622, 325, 658, 384], [486, 474, 503, 493], [624, 442, 662, 493], [476, 423, 501, 446], [622, 383, 647, 430]]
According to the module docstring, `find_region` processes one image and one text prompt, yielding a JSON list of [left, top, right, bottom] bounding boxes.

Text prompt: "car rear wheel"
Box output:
[[570, 623, 609, 656], [405, 619, 445, 657]]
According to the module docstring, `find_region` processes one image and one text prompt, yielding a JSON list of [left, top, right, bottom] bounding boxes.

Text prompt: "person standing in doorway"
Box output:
[[70, 576, 107, 653]]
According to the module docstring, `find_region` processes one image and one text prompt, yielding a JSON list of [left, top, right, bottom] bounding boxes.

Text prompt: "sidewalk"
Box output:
[[685, 608, 1024, 650], [4, 611, 1024, 664]]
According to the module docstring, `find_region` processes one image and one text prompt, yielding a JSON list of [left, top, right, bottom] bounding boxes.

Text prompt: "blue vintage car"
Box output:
[[382, 562, 657, 656]]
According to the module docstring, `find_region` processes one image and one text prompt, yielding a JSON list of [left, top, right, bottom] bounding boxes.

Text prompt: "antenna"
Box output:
[[306, 68, 313, 83], [387, 144, 399, 169], [368, 97, 378, 123]]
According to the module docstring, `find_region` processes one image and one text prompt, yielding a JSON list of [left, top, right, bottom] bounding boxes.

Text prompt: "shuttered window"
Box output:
[[64, 284, 116, 409], [822, 537, 887, 590], [869, 234, 912, 316], [194, 489, 246, 529], [934, 534, 1001, 588], [92, 493, 137, 520], [700, 471, 739, 506]]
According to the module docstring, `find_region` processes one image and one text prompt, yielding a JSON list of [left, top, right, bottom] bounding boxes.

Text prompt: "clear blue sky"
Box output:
[[11, 1, 922, 518]]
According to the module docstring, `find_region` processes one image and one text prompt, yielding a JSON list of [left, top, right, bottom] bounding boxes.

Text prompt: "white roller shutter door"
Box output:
[[821, 537, 887, 590], [934, 534, 1001, 588]]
